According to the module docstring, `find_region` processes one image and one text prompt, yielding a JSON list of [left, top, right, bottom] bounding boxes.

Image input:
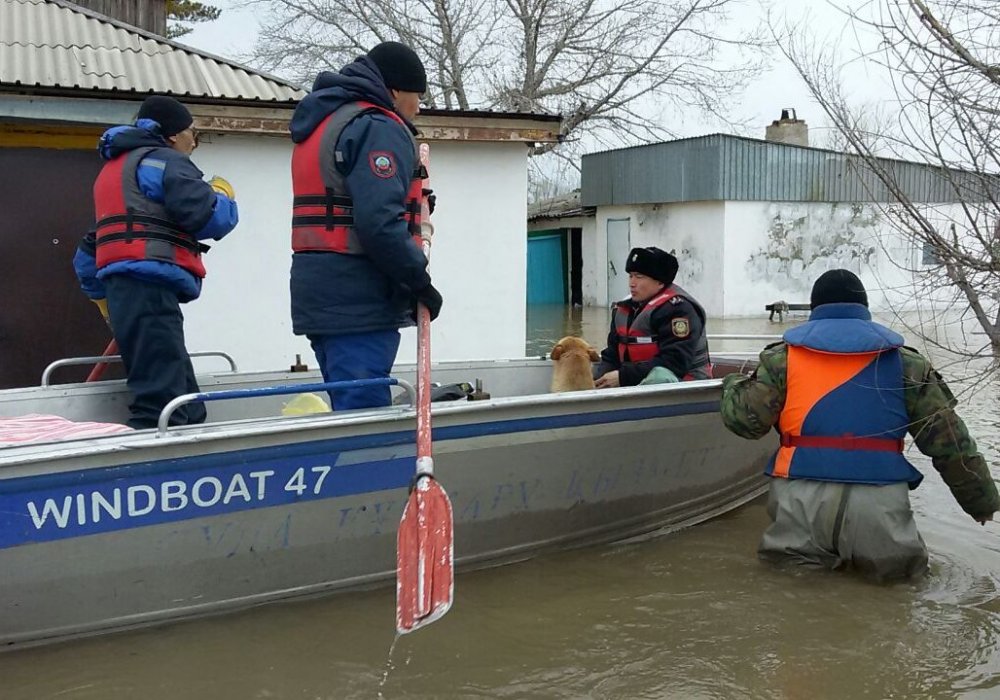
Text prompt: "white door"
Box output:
[[606, 219, 631, 304]]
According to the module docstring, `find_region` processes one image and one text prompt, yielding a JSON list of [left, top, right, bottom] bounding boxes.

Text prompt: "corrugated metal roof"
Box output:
[[0, 0, 305, 103], [581, 133, 986, 206]]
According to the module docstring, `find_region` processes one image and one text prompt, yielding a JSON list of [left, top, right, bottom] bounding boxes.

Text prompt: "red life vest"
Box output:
[[93, 147, 207, 278], [291, 101, 424, 254], [613, 285, 712, 379]]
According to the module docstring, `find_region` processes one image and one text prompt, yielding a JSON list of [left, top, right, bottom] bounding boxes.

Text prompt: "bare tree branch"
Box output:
[[242, 0, 769, 156], [778, 0, 1000, 357]]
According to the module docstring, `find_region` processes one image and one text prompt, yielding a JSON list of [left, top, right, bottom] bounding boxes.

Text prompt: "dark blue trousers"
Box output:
[[309, 330, 401, 410], [104, 274, 206, 429]]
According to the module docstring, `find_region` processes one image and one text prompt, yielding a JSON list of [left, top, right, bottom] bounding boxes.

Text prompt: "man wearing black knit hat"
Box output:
[[720, 269, 998, 582], [288, 41, 443, 411], [593, 246, 712, 388], [73, 94, 239, 429]]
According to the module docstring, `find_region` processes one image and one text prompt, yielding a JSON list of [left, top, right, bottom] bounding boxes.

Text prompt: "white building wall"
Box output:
[[584, 203, 725, 314], [183, 134, 528, 373], [720, 201, 956, 317], [582, 199, 964, 319]]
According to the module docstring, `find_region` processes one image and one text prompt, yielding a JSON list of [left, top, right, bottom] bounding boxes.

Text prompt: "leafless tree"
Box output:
[[780, 0, 1000, 359], [243, 0, 768, 158]]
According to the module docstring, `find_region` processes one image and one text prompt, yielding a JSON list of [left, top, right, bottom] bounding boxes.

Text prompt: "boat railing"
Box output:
[[40, 351, 240, 387], [706, 334, 784, 343], [157, 377, 417, 436], [707, 334, 782, 357]]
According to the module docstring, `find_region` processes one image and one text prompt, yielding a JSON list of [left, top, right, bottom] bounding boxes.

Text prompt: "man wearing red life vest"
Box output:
[[720, 269, 998, 581], [288, 42, 443, 410], [76, 95, 239, 429], [594, 247, 711, 388]]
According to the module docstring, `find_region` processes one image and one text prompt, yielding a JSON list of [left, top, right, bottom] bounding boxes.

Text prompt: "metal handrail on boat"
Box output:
[[706, 334, 783, 342], [156, 377, 418, 436], [40, 351, 240, 387]]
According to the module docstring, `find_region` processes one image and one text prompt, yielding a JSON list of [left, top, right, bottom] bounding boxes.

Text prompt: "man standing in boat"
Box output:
[[75, 95, 239, 429], [719, 269, 998, 581], [594, 246, 711, 387], [288, 41, 443, 410]]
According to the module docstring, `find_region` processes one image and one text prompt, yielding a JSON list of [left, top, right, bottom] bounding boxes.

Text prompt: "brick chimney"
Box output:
[[765, 108, 809, 147], [70, 0, 168, 36]]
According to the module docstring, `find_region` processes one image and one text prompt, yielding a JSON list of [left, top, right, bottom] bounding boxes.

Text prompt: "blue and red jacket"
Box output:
[[768, 302, 923, 487], [288, 57, 431, 337], [77, 122, 238, 303]]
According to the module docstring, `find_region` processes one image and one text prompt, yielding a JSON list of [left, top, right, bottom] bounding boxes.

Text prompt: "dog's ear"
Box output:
[[588, 347, 600, 362], [550, 343, 564, 360]]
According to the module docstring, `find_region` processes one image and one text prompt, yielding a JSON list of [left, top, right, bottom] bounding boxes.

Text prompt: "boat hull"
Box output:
[[0, 363, 773, 650]]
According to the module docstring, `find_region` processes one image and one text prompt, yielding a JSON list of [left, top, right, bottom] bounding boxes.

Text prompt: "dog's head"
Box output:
[[550, 336, 600, 362]]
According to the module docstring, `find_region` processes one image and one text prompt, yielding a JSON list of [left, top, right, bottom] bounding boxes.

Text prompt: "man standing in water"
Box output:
[[720, 269, 998, 581]]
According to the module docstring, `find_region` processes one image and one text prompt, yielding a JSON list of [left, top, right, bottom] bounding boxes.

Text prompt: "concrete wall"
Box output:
[[721, 201, 951, 317], [181, 134, 529, 374], [581, 199, 963, 318], [582, 202, 725, 312]]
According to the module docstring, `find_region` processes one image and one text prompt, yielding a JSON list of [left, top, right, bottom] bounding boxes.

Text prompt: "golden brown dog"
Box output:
[[550, 336, 600, 392]]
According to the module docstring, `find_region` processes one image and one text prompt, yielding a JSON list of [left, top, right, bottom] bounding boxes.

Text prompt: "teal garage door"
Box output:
[[527, 232, 566, 304]]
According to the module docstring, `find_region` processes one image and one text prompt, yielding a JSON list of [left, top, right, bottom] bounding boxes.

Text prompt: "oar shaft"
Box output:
[[85, 339, 119, 382]]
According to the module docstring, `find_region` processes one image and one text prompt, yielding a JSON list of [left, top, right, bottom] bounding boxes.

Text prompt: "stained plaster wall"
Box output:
[[583, 202, 725, 313], [582, 200, 961, 318], [721, 201, 958, 316], [181, 135, 529, 374]]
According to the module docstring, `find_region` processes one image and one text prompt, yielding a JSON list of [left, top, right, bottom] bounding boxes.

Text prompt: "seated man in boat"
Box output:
[[719, 269, 998, 581], [288, 42, 443, 411], [74, 95, 239, 429], [594, 247, 711, 388]]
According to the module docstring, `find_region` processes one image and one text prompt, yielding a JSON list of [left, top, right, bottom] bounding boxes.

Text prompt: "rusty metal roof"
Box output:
[[0, 0, 305, 103]]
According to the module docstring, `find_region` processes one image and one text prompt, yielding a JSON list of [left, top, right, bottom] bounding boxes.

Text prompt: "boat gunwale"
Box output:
[[0, 374, 727, 469]]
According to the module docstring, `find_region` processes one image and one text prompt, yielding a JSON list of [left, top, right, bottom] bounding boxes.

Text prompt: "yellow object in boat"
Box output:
[[281, 392, 331, 416]]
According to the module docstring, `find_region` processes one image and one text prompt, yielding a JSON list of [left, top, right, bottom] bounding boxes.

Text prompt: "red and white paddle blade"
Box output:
[[396, 476, 454, 634]]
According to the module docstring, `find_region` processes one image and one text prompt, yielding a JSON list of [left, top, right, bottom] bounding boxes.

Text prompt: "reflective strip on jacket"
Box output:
[[290, 101, 424, 254], [93, 147, 207, 278], [613, 284, 712, 379], [768, 303, 923, 486]]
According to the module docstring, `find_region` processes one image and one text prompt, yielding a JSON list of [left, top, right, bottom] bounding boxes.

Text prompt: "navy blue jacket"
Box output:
[[289, 57, 431, 336], [74, 122, 239, 302]]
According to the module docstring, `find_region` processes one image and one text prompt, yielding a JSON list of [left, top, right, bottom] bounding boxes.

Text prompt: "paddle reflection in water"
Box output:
[[2, 309, 999, 699]]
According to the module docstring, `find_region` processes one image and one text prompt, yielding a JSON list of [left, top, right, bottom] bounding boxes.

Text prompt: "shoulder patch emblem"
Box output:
[[369, 151, 396, 178], [671, 317, 690, 338], [669, 296, 683, 304]]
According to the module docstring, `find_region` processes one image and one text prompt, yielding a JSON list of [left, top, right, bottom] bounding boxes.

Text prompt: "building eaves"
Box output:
[[0, 0, 305, 103], [527, 190, 595, 221]]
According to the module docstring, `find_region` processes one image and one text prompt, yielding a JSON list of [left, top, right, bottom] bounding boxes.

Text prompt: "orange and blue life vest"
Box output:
[[768, 302, 923, 486], [291, 101, 425, 254], [613, 284, 712, 379], [93, 147, 207, 278]]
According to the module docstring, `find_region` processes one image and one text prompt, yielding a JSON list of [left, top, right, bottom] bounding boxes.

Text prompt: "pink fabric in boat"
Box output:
[[0, 414, 133, 444]]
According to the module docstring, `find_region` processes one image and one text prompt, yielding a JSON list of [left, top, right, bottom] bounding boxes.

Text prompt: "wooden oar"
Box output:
[[396, 143, 454, 634]]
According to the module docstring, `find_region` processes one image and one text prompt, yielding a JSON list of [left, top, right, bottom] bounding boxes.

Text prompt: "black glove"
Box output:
[[411, 282, 443, 322], [422, 188, 437, 215]]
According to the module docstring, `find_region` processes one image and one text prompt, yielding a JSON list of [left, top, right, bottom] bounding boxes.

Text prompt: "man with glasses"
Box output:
[[74, 95, 239, 429], [288, 41, 443, 410]]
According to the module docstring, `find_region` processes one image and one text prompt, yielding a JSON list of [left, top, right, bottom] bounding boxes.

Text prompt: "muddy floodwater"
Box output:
[[3, 306, 999, 699]]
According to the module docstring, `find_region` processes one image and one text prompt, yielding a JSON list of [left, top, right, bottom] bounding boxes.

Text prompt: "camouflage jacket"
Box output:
[[720, 343, 999, 520]]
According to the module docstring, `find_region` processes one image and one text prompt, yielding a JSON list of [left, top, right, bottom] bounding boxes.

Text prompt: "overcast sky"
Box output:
[[180, 0, 882, 148]]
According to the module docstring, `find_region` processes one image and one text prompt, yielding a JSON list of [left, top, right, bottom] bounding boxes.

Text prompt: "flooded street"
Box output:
[[4, 305, 1000, 699]]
